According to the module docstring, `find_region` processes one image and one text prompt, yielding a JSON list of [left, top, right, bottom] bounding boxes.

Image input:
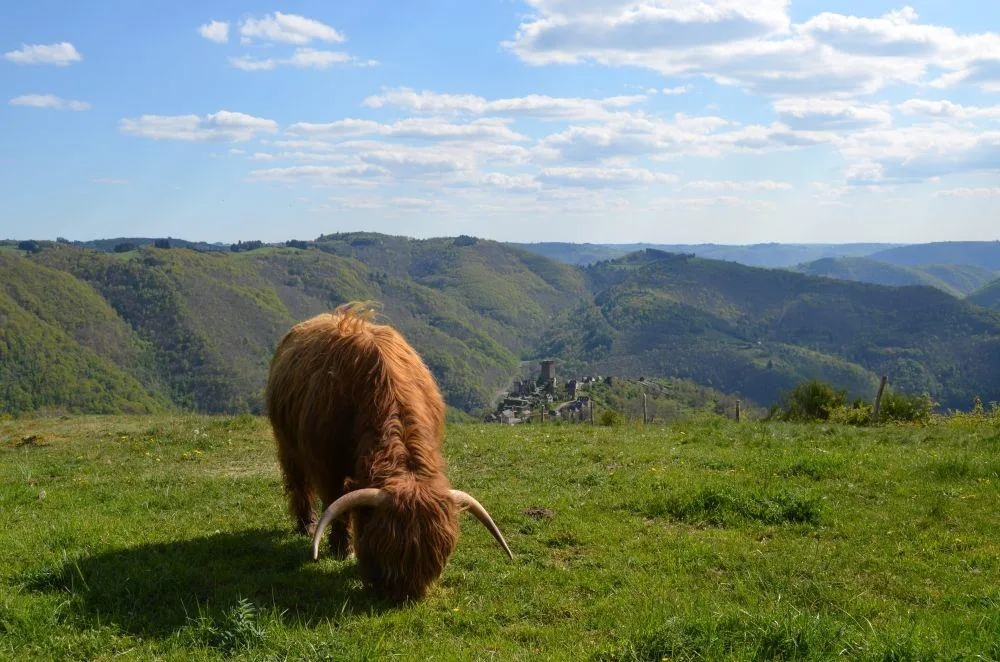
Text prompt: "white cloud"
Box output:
[[288, 117, 527, 144], [934, 187, 1000, 198], [327, 196, 385, 209], [798, 7, 948, 58], [385, 118, 526, 143], [284, 48, 375, 69], [362, 87, 646, 120], [537, 166, 677, 188], [773, 98, 892, 131], [898, 99, 1000, 120], [119, 110, 278, 142], [507, 0, 792, 63], [228, 55, 276, 71], [321, 195, 449, 213], [532, 187, 632, 213], [536, 112, 828, 163], [240, 12, 345, 45], [389, 197, 451, 212], [198, 20, 230, 44], [718, 122, 831, 152], [287, 118, 383, 137], [357, 147, 473, 177], [681, 179, 792, 192], [536, 113, 706, 162], [662, 85, 691, 95], [92, 177, 127, 185], [284, 48, 351, 69], [838, 124, 1000, 184], [259, 151, 347, 163], [479, 172, 543, 193], [229, 49, 376, 71], [933, 58, 1000, 92], [504, 4, 1000, 97], [4, 42, 81, 66], [9, 94, 90, 111], [649, 195, 777, 212], [248, 164, 389, 186]]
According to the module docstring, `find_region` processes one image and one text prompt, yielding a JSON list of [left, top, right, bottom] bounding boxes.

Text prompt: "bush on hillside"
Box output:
[[878, 390, 935, 424], [599, 409, 625, 427], [829, 401, 873, 426], [770, 380, 846, 422], [783, 384, 935, 426]]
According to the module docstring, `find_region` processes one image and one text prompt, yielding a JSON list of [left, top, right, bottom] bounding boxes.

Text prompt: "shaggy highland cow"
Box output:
[[266, 303, 512, 601]]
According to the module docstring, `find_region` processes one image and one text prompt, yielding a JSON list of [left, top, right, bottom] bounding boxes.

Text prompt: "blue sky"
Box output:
[[3, 1, 1000, 245]]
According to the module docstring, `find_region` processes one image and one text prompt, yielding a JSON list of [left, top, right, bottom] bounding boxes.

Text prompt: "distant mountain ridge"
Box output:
[[870, 242, 1000, 271], [794, 257, 996, 298], [513, 242, 901, 268], [519, 241, 1000, 299], [69, 237, 232, 253]]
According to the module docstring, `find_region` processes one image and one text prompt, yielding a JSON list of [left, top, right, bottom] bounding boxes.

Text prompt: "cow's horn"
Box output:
[[312, 488, 389, 560], [450, 490, 514, 559]]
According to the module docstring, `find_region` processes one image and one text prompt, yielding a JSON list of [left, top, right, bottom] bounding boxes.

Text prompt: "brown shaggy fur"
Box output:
[[266, 303, 460, 601]]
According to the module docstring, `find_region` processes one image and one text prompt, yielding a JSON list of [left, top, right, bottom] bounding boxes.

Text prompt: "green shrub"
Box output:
[[771, 380, 846, 422], [599, 409, 625, 427], [829, 401, 874, 426], [878, 390, 934, 424]]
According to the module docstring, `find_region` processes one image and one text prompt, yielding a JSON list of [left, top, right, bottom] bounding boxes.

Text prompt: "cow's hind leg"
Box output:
[[277, 444, 315, 535]]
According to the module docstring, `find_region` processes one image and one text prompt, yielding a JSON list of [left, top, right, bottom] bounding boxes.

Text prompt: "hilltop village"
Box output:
[[485, 360, 612, 425]]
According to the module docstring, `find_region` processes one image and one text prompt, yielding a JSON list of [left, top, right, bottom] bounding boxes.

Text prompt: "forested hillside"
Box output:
[[516, 242, 898, 268], [968, 278, 1000, 311], [870, 242, 1000, 271], [2, 237, 999, 415], [0, 253, 168, 414], [0, 236, 585, 415], [794, 257, 996, 297], [541, 250, 1000, 409]]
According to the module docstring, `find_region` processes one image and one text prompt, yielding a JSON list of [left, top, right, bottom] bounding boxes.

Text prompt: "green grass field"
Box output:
[[1, 414, 998, 660]]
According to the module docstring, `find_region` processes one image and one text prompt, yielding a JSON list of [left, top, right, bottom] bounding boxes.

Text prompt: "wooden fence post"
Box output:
[[736, 400, 741, 422], [590, 400, 595, 425], [873, 375, 888, 424], [643, 393, 648, 425]]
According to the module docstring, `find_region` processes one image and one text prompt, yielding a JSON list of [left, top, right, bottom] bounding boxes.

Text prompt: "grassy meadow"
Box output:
[[1, 414, 999, 660]]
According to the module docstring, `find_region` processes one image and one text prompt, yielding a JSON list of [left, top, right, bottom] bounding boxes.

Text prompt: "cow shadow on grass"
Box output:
[[24, 528, 396, 640]]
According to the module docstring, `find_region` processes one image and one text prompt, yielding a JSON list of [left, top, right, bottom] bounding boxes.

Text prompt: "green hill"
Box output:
[[542, 250, 1000, 409], [793, 257, 995, 297], [515, 242, 899, 268], [920, 264, 998, 296], [870, 242, 1000, 271], [10, 236, 584, 415], [4, 237, 1000, 416], [968, 278, 1000, 310], [0, 254, 168, 414], [71, 237, 231, 253]]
